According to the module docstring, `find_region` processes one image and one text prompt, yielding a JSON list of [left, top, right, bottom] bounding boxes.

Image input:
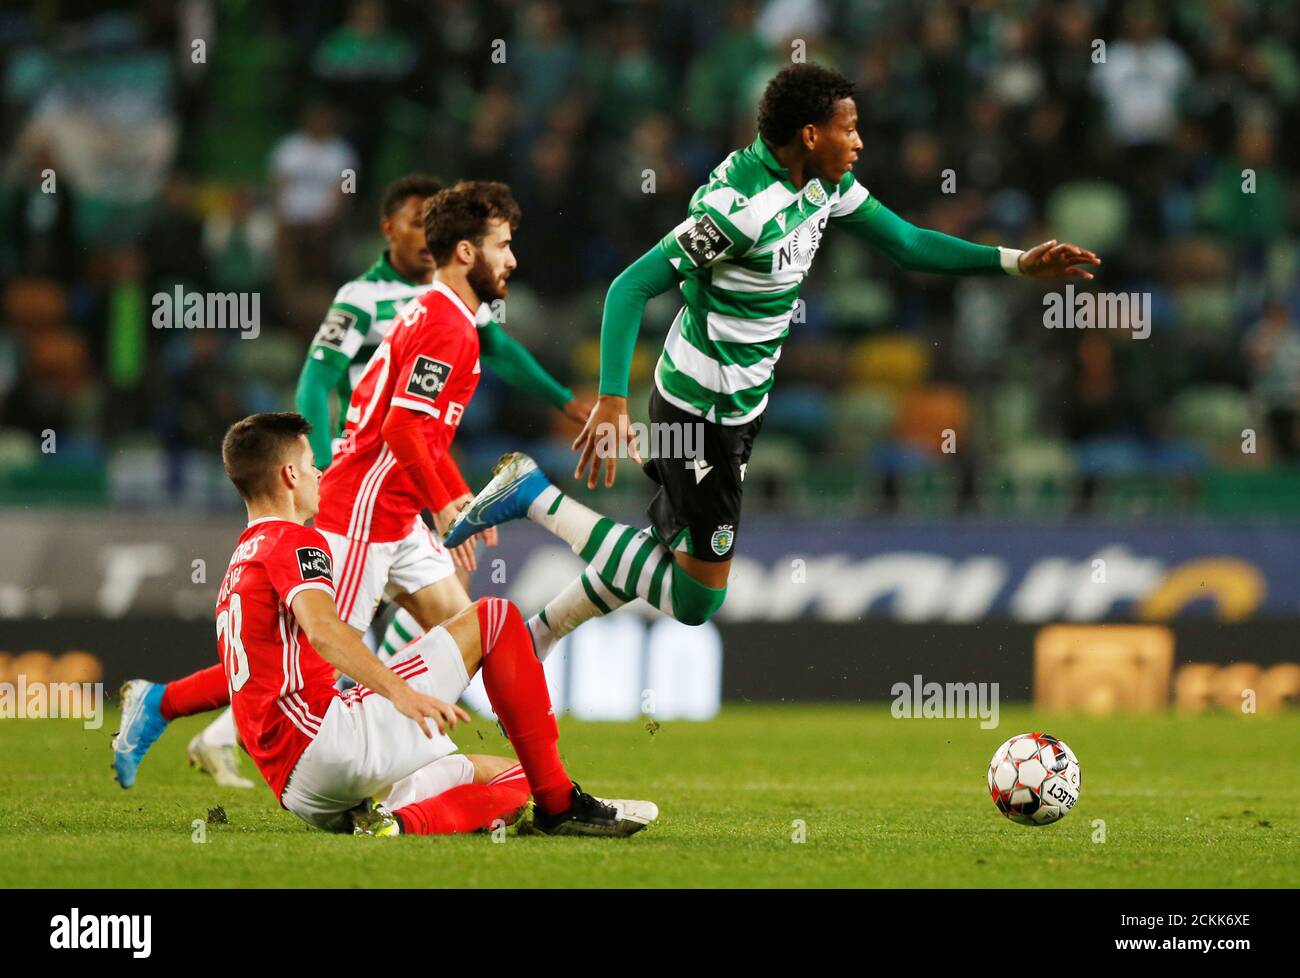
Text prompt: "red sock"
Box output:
[[478, 599, 573, 815], [160, 664, 230, 721], [394, 768, 531, 835]]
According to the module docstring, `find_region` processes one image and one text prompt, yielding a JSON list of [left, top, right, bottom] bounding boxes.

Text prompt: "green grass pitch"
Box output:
[[1, 704, 1296, 887]]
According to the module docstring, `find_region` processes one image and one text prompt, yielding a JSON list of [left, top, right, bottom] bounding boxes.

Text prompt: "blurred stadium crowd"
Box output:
[[2, 0, 1300, 516]]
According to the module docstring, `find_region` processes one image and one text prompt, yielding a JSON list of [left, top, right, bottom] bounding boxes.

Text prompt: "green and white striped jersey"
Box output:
[[307, 252, 432, 402], [656, 137, 872, 425]]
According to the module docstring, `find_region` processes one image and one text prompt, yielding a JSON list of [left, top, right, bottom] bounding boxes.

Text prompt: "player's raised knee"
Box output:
[[670, 571, 726, 626]]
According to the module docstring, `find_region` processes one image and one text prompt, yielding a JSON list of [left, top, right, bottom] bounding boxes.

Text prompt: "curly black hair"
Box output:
[[757, 63, 856, 147], [424, 180, 521, 264], [380, 173, 444, 220]]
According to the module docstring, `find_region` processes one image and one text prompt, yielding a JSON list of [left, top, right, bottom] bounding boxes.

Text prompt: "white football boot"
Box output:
[[187, 734, 255, 789]]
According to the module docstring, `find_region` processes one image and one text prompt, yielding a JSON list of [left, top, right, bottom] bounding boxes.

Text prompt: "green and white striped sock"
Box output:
[[527, 486, 678, 614], [527, 567, 631, 661], [378, 606, 423, 662]]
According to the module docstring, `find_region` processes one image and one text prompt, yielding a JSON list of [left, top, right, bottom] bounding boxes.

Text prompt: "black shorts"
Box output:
[[643, 386, 763, 562]]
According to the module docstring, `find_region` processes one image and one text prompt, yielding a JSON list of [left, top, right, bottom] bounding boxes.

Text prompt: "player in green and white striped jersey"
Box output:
[[444, 63, 1100, 660]]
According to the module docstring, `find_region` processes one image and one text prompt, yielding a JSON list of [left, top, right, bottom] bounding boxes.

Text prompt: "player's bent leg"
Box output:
[[282, 691, 463, 834], [355, 757, 531, 836], [388, 516, 471, 632], [474, 597, 657, 837], [284, 601, 654, 838], [452, 454, 728, 637], [395, 574, 470, 632], [385, 596, 658, 836], [387, 778, 531, 836], [666, 553, 729, 624], [467, 753, 523, 783], [381, 753, 476, 811], [533, 532, 727, 646], [674, 552, 731, 590], [365, 760, 530, 836]]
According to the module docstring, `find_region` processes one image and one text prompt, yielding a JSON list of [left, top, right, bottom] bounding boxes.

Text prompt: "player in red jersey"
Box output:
[[113, 182, 573, 791], [206, 411, 655, 836], [311, 181, 519, 633]]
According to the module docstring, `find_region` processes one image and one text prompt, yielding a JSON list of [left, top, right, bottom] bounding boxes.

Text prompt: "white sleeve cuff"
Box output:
[[284, 581, 334, 608], [390, 396, 441, 418], [999, 247, 1025, 275]]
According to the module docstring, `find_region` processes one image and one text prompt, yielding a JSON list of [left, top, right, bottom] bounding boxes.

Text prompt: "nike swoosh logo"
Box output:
[[457, 481, 520, 528], [115, 694, 145, 753]]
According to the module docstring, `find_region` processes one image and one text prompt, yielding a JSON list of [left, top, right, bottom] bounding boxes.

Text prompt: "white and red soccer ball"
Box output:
[[987, 732, 1081, 826]]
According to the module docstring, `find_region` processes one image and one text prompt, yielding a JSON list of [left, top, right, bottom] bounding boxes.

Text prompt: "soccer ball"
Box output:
[[987, 732, 1081, 826]]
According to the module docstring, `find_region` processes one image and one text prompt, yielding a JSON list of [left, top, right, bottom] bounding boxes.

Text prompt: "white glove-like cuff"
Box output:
[[999, 247, 1025, 276]]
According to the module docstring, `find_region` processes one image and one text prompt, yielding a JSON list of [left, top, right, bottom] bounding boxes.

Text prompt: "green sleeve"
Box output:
[[835, 194, 1008, 275], [598, 245, 682, 397], [478, 321, 574, 409], [296, 353, 346, 469]]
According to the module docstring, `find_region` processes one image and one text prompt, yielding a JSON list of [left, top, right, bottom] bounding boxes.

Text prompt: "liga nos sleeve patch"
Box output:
[[676, 213, 734, 267], [295, 546, 333, 582], [405, 355, 452, 403]]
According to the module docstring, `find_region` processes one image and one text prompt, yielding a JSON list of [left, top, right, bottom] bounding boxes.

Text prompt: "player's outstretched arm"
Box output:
[[573, 246, 681, 489], [291, 588, 469, 738], [835, 195, 1099, 279], [478, 320, 589, 423], [295, 355, 347, 469]]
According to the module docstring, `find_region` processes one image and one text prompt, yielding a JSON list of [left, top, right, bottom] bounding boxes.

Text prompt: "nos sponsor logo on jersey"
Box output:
[[296, 547, 333, 582], [677, 214, 734, 267], [406, 355, 452, 402], [313, 308, 357, 351], [775, 215, 829, 272]]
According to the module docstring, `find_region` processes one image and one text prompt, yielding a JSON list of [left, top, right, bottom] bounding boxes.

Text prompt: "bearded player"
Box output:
[[211, 411, 654, 836], [149, 174, 586, 790], [114, 182, 567, 789], [444, 63, 1100, 657]]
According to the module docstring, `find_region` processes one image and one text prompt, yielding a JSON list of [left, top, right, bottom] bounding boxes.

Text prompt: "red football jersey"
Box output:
[[215, 517, 340, 801], [315, 280, 482, 543]]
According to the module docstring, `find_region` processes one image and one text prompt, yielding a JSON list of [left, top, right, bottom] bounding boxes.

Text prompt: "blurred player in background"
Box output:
[[114, 181, 586, 790], [445, 63, 1099, 658], [211, 411, 655, 837]]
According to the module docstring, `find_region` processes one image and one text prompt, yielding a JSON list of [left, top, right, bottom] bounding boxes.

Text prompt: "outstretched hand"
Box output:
[[1018, 240, 1101, 280], [571, 394, 642, 489]]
